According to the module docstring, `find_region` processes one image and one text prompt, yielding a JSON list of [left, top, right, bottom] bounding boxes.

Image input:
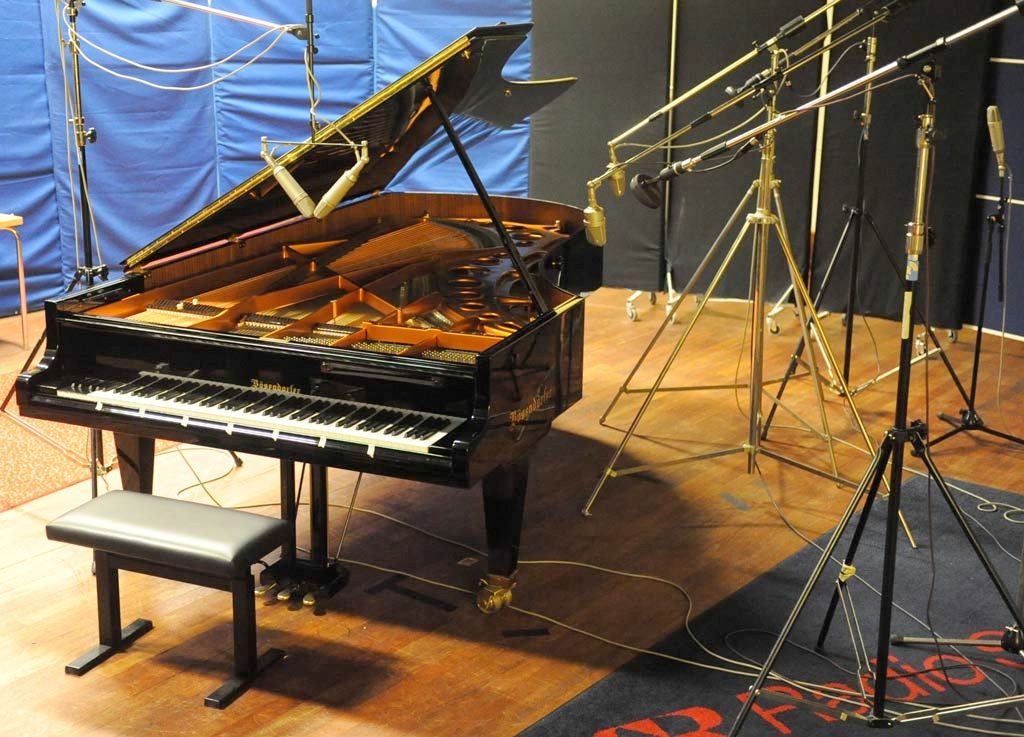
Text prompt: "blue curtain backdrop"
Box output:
[[0, 0, 529, 316]]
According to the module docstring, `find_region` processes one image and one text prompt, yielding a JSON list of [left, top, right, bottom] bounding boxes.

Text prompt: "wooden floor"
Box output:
[[1, 287, 1022, 737]]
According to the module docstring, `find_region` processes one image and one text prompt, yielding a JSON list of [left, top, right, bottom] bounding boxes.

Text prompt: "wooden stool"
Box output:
[[0, 213, 27, 348], [46, 490, 289, 708]]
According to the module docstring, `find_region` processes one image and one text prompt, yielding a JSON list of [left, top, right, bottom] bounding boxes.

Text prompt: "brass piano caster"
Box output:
[[476, 573, 515, 614]]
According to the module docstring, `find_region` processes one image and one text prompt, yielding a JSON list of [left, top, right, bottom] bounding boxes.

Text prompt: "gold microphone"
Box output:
[[987, 105, 1008, 178], [608, 147, 626, 197], [583, 184, 607, 246]]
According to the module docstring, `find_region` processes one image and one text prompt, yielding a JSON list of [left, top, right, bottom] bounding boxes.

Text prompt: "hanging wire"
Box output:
[[64, 5, 293, 93]]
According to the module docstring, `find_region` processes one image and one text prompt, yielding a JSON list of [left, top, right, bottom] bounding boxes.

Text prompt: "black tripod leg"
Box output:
[[928, 420, 967, 447], [863, 213, 971, 407], [727, 438, 890, 736], [763, 211, 856, 440], [815, 433, 894, 651], [976, 425, 1024, 446], [911, 428, 1024, 631]]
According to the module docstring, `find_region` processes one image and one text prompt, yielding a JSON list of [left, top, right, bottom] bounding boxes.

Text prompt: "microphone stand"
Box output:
[[585, 0, 916, 518], [731, 63, 1024, 737], [928, 168, 1024, 448], [658, 5, 1024, 732], [0, 0, 113, 492], [760, 26, 972, 440]]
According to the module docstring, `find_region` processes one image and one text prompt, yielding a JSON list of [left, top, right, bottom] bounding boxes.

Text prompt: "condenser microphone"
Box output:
[[610, 166, 627, 197], [987, 105, 1008, 178], [313, 142, 370, 219], [261, 137, 314, 218], [583, 185, 607, 246]]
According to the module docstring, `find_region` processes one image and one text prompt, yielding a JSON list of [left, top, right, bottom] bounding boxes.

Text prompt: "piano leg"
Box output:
[[113, 434, 154, 493], [259, 462, 349, 607], [477, 460, 528, 613]]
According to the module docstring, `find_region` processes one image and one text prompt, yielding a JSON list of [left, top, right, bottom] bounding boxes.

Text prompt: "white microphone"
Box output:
[[313, 142, 370, 219], [261, 137, 314, 218], [987, 105, 1008, 178]]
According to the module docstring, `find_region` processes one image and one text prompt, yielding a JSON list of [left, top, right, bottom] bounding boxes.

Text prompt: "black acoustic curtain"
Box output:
[[813, 0, 998, 329], [665, 0, 822, 305], [530, 0, 672, 293]]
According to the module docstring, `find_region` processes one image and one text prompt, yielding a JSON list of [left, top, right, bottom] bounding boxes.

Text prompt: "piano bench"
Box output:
[[45, 490, 289, 709]]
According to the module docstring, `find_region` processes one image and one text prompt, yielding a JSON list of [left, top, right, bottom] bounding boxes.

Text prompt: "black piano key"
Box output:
[[198, 386, 241, 407], [261, 396, 306, 417], [308, 402, 349, 425], [368, 410, 404, 433], [118, 375, 160, 395], [220, 390, 261, 411], [185, 383, 224, 403], [319, 403, 359, 426], [292, 400, 331, 422], [383, 412, 416, 435], [135, 378, 176, 397], [162, 381, 202, 401], [247, 394, 288, 414], [339, 407, 375, 428], [408, 417, 449, 440], [262, 396, 306, 418], [359, 410, 393, 433]]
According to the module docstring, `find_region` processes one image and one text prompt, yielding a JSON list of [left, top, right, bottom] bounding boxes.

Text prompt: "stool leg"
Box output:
[[204, 573, 284, 709], [10, 228, 27, 349], [66, 551, 152, 676]]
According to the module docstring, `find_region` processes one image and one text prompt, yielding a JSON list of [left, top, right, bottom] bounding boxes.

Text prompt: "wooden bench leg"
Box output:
[[66, 551, 153, 676], [204, 573, 284, 709]]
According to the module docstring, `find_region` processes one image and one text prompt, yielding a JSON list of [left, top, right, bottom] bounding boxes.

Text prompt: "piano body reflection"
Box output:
[[17, 24, 599, 611]]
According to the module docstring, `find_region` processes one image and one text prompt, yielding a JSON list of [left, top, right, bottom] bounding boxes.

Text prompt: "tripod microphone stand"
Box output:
[[761, 27, 973, 443], [928, 152, 1024, 449], [727, 59, 1024, 736], [583, 45, 885, 517]]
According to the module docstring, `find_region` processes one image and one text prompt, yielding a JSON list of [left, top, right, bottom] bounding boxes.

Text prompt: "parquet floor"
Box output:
[[0, 286, 1021, 737]]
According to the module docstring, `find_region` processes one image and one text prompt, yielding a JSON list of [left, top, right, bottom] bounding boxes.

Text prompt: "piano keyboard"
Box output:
[[56, 372, 466, 456]]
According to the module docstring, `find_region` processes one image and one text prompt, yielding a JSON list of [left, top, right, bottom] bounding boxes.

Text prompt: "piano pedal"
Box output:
[[276, 586, 296, 602], [301, 591, 317, 607], [255, 579, 278, 596]]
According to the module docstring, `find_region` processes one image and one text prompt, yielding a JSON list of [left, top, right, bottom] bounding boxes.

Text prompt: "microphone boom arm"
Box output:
[[587, 0, 910, 203], [655, 3, 1024, 185]]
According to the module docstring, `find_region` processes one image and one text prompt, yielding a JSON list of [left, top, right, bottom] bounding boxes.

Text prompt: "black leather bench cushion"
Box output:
[[46, 491, 289, 577]]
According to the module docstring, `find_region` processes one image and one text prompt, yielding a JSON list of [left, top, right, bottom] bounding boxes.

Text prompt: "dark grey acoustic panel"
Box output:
[[813, 0, 999, 329], [530, 0, 672, 291], [663, 0, 824, 303]]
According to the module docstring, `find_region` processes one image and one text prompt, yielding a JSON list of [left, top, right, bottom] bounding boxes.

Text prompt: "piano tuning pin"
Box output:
[[302, 591, 317, 607]]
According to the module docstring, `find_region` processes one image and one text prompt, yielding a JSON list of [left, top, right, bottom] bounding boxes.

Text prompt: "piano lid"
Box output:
[[125, 23, 575, 270]]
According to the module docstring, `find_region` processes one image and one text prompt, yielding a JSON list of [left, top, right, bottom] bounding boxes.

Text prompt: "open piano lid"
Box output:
[[125, 23, 575, 270]]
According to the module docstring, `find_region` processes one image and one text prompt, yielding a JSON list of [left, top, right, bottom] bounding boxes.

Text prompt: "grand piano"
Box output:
[[17, 24, 599, 612]]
